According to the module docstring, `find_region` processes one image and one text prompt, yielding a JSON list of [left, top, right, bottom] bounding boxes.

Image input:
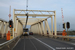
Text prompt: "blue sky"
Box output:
[[0, 0, 75, 31]]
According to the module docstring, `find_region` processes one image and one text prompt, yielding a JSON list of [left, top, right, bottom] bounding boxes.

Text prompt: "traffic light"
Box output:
[[63, 23, 65, 28], [66, 22, 70, 29], [9, 20, 13, 28], [63, 23, 66, 29]]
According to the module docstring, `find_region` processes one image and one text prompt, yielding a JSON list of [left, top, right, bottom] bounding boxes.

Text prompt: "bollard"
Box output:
[[7, 31, 11, 40]]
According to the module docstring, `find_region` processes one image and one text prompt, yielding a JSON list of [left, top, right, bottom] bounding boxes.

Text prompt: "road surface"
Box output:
[[13, 35, 75, 50]]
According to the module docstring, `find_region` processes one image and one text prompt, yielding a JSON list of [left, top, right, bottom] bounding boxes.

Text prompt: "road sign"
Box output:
[[8, 14, 11, 18]]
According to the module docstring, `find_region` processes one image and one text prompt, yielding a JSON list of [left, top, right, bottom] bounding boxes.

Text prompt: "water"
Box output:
[[69, 35, 75, 37], [58, 35, 75, 37]]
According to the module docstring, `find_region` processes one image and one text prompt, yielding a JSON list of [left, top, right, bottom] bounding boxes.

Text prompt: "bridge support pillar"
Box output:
[[13, 9, 15, 38], [51, 16, 53, 37], [0, 22, 4, 38], [30, 26, 32, 32], [44, 21, 47, 36], [4, 22, 8, 37], [37, 24, 40, 35], [15, 19, 18, 37], [39, 23, 42, 35], [40, 22, 44, 36], [54, 11, 57, 36], [45, 20, 52, 37], [41, 22, 46, 36]]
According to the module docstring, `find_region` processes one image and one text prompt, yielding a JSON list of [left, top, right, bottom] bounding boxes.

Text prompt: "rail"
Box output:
[[50, 35, 75, 39], [0, 35, 21, 49]]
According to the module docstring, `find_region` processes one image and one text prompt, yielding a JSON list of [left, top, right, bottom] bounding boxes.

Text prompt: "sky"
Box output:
[[0, 0, 75, 31]]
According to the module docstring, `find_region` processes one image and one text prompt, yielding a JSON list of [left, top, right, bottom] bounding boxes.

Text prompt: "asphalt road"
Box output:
[[13, 35, 75, 50]]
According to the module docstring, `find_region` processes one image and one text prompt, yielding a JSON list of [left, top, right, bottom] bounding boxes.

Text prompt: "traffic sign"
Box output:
[[8, 14, 11, 18]]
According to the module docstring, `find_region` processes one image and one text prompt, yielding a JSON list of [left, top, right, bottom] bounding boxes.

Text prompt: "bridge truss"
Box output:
[[13, 9, 57, 38]]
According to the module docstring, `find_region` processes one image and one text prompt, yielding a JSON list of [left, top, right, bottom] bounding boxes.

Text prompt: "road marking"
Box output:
[[12, 38, 21, 50], [70, 43, 75, 45], [24, 36, 25, 50], [31, 36, 55, 50], [28, 37, 37, 50]]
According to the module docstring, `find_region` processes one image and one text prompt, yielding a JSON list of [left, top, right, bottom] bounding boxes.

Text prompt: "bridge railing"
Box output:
[[49, 35, 75, 39], [0, 35, 21, 49]]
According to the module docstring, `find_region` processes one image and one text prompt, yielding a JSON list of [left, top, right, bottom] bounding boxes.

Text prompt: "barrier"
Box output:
[[49, 35, 75, 39], [0, 35, 21, 49], [7, 31, 10, 40]]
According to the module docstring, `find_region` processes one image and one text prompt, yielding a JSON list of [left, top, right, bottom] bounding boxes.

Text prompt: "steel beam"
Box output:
[[38, 23, 42, 35], [54, 11, 57, 36], [51, 17, 53, 35], [14, 9, 55, 12], [15, 14, 54, 17], [0, 22, 4, 38], [13, 9, 15, 38], [44, 21, 47, 36], [45, 20, 51, 36]]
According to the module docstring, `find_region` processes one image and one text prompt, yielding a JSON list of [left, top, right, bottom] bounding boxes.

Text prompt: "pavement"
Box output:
[[13, 34, 75, 50]]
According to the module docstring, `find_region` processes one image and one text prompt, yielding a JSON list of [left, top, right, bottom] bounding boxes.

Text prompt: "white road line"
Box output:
[[28, 37, 37, 50], [12, 38, 21, 50], [24, 36, 25, 50], [31, 36, 55, 50], [70, 43, 75, 45]]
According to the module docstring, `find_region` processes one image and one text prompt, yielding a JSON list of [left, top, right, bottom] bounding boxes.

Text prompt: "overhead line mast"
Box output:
[[25, 0, 28, 28]]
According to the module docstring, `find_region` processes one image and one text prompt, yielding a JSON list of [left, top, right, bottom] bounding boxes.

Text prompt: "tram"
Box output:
[[23, 28, 29, 36]]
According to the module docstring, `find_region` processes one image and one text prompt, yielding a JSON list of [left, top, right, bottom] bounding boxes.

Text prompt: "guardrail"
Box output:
[[49, 35, 75, 39], [0, 35, 21, 49]]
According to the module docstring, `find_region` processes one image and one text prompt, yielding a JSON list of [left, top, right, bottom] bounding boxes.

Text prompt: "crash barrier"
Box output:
[[45, 31, 73, 40], [49, 35, 75, 40], [0, 35, 22, 49]]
